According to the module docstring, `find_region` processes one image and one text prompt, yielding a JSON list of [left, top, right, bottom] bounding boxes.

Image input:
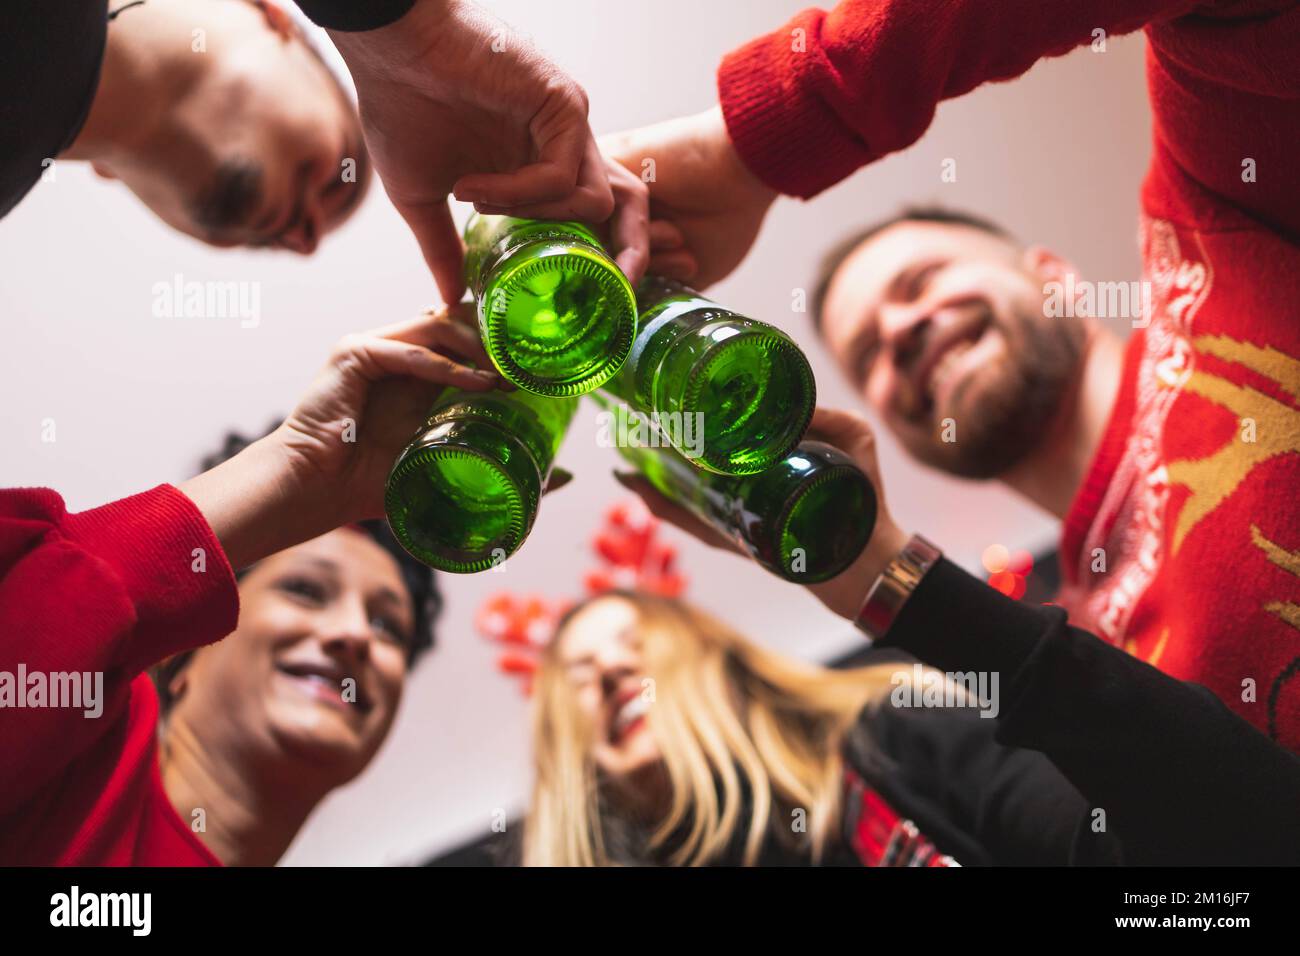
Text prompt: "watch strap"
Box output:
[[854, 534, 942, 643]]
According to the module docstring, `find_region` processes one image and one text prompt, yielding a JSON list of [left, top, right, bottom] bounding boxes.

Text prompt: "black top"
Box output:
[[844, 703, 1113, 866], [0, 2, 107, 219], [293, 0, 415, 32], [0, 0, 413, 220], [850, 558, 1300, 866]]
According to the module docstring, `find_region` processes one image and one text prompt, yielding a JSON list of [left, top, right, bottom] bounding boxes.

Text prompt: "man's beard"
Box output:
[[920, 306, 1086, 480]]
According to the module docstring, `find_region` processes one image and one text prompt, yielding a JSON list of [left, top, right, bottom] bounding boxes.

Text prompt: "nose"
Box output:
[[878, 302, 931, 370], [596, 648, 638, 698], [319, 596, 373, 662]]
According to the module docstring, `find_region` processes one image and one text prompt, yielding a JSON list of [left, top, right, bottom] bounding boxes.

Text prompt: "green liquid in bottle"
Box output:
[[465, 214, 637, 396], [602, 277, 815, 475], [385, 388, 577, 572], [612, 426, 877, 582]]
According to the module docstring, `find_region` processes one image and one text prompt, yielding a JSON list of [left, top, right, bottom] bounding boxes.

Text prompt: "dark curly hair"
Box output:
[[152, 422, 442, 715]]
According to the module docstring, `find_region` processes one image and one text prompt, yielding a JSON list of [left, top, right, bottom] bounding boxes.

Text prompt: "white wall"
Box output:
[[0, 0, 1152, 864]]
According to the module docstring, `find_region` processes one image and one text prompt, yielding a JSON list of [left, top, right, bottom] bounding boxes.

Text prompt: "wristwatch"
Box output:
[[854, 534, 942, 644]]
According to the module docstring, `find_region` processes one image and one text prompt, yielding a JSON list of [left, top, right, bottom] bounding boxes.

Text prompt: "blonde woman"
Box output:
[[522, 411, 1300, 866], [526, 590, 1081, 866]]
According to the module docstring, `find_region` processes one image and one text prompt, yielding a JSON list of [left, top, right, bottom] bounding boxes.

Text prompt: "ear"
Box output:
[[1021, 245, 1079, 286], [167, 662, 190, 702], [90, 161, 118, 181]]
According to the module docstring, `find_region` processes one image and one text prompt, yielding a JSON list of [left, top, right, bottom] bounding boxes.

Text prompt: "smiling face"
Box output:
[[169, 529, 414, 784], [555, 597, 665, 787], [95, 0, 369, 253], [819, 220, 1087, 478]]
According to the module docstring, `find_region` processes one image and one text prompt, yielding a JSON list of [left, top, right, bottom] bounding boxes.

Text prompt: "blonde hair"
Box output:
[[524, 592, 897, 866]]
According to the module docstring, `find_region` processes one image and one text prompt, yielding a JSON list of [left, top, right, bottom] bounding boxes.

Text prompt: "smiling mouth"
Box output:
[[275, 662, 371, 714], [912, 308, 993, 420], [609, 693, 649, 743]]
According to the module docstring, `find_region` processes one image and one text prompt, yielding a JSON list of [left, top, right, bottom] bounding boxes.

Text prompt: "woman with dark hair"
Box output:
[[0, 305, 501, 865], [146, 432, 443, 866]]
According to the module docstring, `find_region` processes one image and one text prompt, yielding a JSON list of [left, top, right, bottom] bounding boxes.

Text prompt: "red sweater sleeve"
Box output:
[[0, 485, 238, 813], [718, 0, 1200, 198]]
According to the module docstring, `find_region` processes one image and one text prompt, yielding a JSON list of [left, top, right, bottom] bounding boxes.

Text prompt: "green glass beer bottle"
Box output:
[[602, 277, 815, 475], [615, 432, 877, 583], [385, 388, 578, 573], [464, 214, 637, 396]]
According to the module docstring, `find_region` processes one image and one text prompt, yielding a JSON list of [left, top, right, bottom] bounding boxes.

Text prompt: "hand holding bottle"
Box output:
[[326, 0, 644, 301], [616, 407, 909, 618], [180, 304, 507, 571], [600, 106, 778, 290]]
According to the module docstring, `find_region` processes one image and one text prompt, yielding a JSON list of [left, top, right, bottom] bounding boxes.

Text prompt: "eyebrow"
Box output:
[[291, 557, 413, 613], [370, 587, 410, 614], [886, 257, 946, 303]]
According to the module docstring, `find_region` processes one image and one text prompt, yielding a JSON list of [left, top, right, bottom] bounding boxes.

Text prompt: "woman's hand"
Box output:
[[615, 407, 909, 622], [181, 304, 506, 570]]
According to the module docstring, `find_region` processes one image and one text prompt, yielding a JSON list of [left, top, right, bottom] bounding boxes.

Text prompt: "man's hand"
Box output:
[[615, 407, 909, 622], [600, 106, 778, 290], [328, 0, 631, 301], [181, 304, 506, 570]]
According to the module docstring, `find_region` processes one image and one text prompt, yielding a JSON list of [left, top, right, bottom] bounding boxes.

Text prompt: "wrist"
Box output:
[[703, 105, 777, 211], [328, 0, 457, 82], [812, 518, 908, 621], [853, 533, 944, 644], [178, 432, 329, 571]]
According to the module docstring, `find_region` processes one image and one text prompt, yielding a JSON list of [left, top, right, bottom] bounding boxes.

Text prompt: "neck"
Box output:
[[62, 2, 195, 166], [999, 323, 1124, 518], [160, 718, 328, 867]]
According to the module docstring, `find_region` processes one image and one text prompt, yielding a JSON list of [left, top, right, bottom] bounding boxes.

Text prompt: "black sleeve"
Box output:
[[847, 702, 1123, 865], [0, 2, 107, 219], [880, 557, 1300, 866], [293, 0, 415, 31]]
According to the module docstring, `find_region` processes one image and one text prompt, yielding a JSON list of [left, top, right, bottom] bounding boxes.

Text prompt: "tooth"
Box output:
[[616, 695, 648, 732]]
